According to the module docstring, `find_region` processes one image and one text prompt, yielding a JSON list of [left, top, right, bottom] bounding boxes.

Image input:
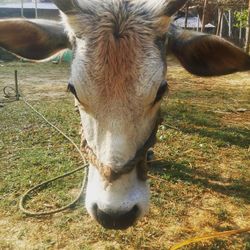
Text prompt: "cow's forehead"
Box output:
[[64, 2, 168, 106], [71, 54, 165, 111]]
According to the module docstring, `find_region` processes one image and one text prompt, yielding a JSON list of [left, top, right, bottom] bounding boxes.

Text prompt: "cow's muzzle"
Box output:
[[93, 204, 139, 230]]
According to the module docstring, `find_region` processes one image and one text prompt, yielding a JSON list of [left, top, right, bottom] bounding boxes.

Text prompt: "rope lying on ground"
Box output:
[[1, 85, 89, 216], [0, 86, 18, 104], [170, 227, 250, 250], [19, 165, 87, 216], [19, 96, 89, 216]]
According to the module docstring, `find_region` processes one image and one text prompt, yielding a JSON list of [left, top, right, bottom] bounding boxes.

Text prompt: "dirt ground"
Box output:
[[0, 59, 249, 249]]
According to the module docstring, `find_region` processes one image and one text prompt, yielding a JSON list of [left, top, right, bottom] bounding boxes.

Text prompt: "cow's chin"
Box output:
[[85, 165, 150, 229]]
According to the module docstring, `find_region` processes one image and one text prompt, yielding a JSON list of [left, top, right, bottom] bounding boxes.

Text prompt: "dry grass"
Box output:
[[0, 59, 249, 249]]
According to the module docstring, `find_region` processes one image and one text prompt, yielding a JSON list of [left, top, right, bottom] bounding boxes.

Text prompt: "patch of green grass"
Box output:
[[161, 101, 250, 148], [0, 97, 83, 215]]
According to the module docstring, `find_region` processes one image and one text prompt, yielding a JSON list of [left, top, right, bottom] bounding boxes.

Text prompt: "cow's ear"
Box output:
[[167, 25, 250, 76], [0, 19, 71, 60]]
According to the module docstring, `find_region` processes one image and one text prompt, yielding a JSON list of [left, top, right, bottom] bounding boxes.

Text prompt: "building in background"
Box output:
[[174, 16, 215, 32], [0, 1, 59, 20]]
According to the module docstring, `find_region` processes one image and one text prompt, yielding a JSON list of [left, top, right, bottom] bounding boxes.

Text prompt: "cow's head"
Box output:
[[1, 0, 249, 230]]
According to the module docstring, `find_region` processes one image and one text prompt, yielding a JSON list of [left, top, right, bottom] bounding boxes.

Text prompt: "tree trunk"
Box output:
[[184, 1, 189, 29], [197, 13, 200, 31], [216, 8, 224, 35], [239, 9, 242, 41], [245, 0, 250, 53], [201, 0, 208, 32], [228, 9, 232, 37], [220, 11, 224, 37], [21, 0, 24, 18], [35, 0, 38, 19]]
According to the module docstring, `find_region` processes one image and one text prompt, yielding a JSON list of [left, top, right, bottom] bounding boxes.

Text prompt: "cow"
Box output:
[[0, 0, 249, 230]]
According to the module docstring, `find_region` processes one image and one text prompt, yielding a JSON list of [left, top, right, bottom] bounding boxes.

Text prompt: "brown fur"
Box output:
[[65, 2, 170, 100], [156, 16, 171, 33], [92, 28, 142, 97], [169, 29, 250, 76], [0, 20, 69, 60]]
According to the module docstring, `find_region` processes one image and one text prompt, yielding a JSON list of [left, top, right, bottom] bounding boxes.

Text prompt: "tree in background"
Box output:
[[181, 0, 249, 50], [245, 0, 250, 53]]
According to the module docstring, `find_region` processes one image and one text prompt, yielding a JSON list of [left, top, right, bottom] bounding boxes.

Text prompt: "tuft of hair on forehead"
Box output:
[[76, 0, 168, 16], [64, 0, 171, 37]]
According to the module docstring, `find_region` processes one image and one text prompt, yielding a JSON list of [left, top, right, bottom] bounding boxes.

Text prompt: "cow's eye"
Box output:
[[154, 80, 168, 104], [67, 83, 79, 101]]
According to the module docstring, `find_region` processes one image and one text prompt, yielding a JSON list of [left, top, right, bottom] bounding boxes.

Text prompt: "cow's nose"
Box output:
[[93, 204, 139, 230]]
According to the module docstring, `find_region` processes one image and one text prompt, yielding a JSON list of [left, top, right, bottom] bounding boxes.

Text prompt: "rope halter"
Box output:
[[81, 116, 162, 184]]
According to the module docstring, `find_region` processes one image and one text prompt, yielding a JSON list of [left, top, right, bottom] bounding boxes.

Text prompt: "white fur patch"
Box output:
[[131, 0, 167, 15], [75, 0, 167, 16], [85, 165, 150, 218]]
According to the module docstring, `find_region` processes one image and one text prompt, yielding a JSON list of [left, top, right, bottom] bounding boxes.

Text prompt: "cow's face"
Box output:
[[62, 1, 175, 229], [1, 0, 249, 230]]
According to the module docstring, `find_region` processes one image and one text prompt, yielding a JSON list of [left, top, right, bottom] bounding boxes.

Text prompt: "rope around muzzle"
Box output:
[[82, 116, 161, 184]]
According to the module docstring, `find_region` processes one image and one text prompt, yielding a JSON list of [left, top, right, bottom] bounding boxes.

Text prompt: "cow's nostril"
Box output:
[[93, 204, 139, 230]]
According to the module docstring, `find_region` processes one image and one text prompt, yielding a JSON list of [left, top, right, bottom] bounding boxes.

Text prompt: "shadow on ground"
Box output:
[[162, 104, 250, 148], [150, 160, 250, 203]]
